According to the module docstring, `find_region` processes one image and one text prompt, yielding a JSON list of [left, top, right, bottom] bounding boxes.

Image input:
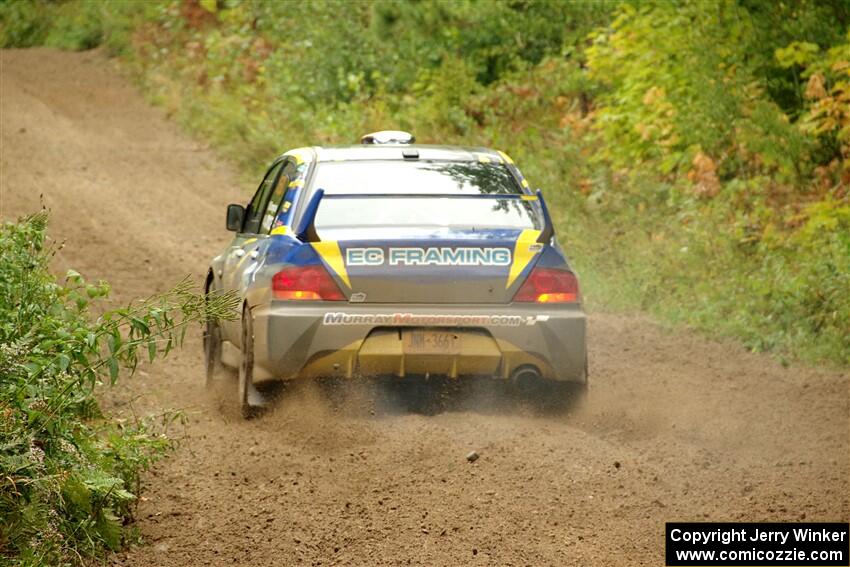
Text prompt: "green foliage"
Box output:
[[793, 30, 850, 168], [1, 0, 96, 50], [0, 213, 239, 565], [42, 1, 104, 51], [585, 1, 815, 183], [0, 0, 145, 52], [0, 0, 49, 47], [775, 41, 821, 68]]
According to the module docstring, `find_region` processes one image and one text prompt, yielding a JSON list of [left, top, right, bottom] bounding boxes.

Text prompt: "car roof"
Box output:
[[282, 145, 507, 164]]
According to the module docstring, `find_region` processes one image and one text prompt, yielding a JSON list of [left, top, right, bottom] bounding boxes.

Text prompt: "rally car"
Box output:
[[204, 131, 587, 416]]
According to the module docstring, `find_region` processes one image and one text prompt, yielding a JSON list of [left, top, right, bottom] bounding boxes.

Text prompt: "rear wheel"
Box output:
[[202, 296, 221, 387], [238, 306, 263, 419]]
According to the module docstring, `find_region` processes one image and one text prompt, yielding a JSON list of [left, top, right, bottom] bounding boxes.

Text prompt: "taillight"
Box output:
[[513, 267, 580, 303], [272, 265, 345, 301]]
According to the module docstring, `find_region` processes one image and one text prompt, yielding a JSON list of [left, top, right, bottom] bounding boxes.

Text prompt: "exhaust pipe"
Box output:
[[510, 365, 542, 387]]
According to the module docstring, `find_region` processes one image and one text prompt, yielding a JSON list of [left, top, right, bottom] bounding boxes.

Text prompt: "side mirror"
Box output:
[[226, 204, 245, 232]]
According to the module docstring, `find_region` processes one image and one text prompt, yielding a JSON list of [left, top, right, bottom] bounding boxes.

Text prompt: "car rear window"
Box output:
[[315, 196, 541, 230], [310, 160, 523, 195]]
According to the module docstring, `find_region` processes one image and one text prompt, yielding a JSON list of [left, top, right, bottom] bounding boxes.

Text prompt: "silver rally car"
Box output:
[[204, 131, 587, 416]]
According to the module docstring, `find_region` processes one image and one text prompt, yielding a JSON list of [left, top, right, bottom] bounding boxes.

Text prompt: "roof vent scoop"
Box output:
[[360, 130, 415, 145]]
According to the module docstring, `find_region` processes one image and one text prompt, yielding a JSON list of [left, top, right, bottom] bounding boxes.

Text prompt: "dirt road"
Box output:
[[2, 49, 848, 566]]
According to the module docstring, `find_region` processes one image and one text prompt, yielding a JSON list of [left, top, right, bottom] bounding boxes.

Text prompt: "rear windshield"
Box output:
[[315, 196, 541, 230], [310, 160, 522, 195]]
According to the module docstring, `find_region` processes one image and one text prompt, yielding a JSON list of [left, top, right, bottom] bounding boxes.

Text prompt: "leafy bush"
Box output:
[[42, 1, 104, 51], [586, 2, 815, 183], [789, 31, 850, 174], [0, 0, 49, 48], [0, 213, 238, 565], [0, 0, 144, 52]]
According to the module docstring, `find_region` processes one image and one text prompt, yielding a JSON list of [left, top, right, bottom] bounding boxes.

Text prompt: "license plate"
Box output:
[[403, 330, 459, 355]]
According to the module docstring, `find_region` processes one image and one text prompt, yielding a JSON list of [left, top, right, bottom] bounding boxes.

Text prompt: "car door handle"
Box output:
[[234, 249, 246, 258], [249, 250, 259, 260]]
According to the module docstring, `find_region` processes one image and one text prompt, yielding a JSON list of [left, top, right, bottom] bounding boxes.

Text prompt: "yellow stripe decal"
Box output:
[[312, 241, 351, 288], [506, 229, 542, 289], [288, 179, 304, 188], [521, 179, 530, 188], [270, 226, 287, 236], [243, 238, 257, 245], [497, 150, 515, 164], [520, 194, 536, 201]]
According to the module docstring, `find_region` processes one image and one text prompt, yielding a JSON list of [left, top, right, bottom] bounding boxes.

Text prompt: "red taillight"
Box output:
[[272, 265, 345, 301], [513, 268, 580, 303]]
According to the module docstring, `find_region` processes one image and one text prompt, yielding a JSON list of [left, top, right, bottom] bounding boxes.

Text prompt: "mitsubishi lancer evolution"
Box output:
[[204, 131, 587, 416]]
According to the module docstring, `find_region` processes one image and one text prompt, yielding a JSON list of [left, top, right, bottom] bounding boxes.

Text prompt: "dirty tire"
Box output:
[[238, 306, 260, 419], [203, 314, 221, 388]]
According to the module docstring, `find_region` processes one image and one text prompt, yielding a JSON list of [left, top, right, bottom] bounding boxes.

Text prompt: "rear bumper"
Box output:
[[251, 302, 587, 383]]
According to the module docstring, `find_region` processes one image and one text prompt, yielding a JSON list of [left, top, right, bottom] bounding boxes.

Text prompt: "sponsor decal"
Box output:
[[346, 247, 385, 266], [346, 247, 511, 267], [506, 229, 542, 288], [312, 241, 351, 288], [323, 312, 549, 327]]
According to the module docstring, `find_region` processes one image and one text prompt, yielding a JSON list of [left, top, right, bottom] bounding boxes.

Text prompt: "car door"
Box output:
[[220, 160, 285, 340]]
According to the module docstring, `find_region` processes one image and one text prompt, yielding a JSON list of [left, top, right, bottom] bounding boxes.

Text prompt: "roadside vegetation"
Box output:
[[1, 1, 847, 367], [0, 213, 238, 565]]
